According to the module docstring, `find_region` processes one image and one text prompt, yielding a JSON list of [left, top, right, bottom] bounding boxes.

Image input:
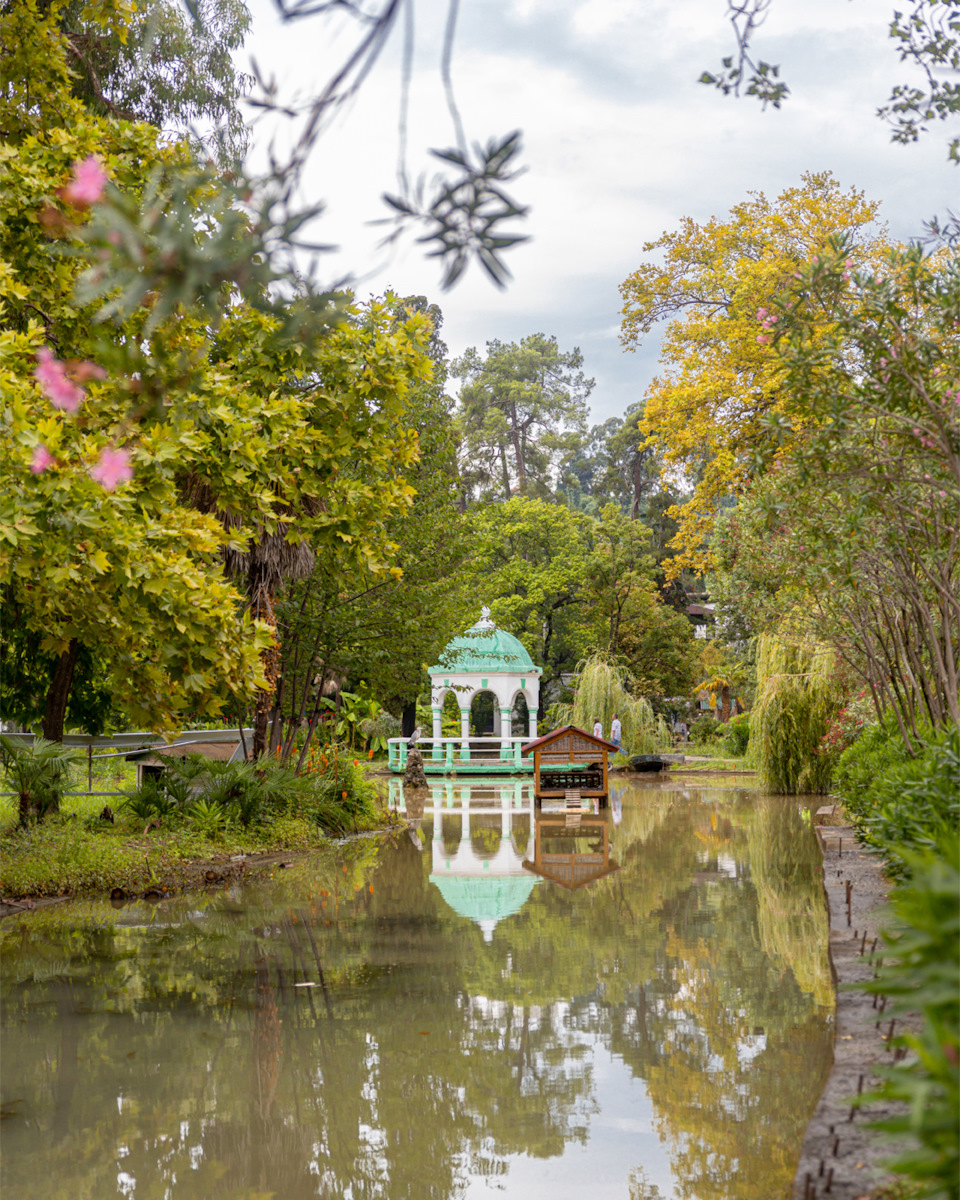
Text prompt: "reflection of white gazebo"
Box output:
[[428, 607, 542, 750], [427, 784, 538, 943]]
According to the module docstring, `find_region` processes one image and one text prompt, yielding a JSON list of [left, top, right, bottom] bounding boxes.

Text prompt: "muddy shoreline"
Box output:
[[0, 848, 313, 919], [791, 824, 915, 1200]]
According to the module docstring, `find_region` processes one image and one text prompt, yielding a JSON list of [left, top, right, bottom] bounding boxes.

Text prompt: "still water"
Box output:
[[1, 777, 833, 1200]]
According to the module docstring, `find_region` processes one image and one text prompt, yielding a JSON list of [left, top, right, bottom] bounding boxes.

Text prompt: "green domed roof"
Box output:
[[429, 874, 538, 940], [429, 610, 540, 675]]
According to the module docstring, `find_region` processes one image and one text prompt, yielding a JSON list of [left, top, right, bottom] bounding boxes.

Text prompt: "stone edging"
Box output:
[[791, 825, 916, 1200]]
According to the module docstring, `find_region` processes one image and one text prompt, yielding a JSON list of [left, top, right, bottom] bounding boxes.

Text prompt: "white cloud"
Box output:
[[242, 0, 958, 423]]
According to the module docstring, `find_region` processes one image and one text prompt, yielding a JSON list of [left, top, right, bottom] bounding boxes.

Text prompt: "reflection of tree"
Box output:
[[749, 798, 833, 1007], [630, 1166, 668, 1200], [0, 786, 832, 1200]]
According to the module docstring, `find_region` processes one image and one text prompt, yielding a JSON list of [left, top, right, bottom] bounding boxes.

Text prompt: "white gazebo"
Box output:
[[428, 607, 542, 752]]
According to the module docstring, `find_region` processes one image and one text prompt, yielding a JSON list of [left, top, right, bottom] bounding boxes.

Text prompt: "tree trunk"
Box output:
[[249, 565, 278, 760], [401, 702, 417, 739], [498, 442, 512, 498], [41, 639, 79, 743], [720, 686, 731, 723]]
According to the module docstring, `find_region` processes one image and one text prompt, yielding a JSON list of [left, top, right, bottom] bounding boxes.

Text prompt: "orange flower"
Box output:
[[368, 748, 373, 759], [342, 790, 347, 799], [353, 759, 358, 766]]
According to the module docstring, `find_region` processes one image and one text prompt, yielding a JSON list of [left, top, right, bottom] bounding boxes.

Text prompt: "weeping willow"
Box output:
[[556, 653, 667, 755], [752, 634, 843, 795]]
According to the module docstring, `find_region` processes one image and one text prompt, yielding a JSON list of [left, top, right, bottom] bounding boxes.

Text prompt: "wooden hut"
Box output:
[[521, 725, 619, 807], [128, 739, 247, 787]]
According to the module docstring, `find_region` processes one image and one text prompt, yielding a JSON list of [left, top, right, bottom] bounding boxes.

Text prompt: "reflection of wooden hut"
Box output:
[[521, 725, 618, 806], [522, 810, 620, 890]]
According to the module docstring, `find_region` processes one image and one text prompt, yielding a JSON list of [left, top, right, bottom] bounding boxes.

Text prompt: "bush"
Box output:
[[834, 728, 959, 880], [300, 744, 381, 833], [722, 712, 750, 756], [119, 750, 383, 839], [689, 716, 722, 744], [838, 729, 960, 1197], [861, 833, 960, 1199]]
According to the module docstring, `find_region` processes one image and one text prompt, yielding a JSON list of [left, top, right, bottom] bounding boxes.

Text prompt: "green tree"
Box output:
[[710, 240, 960, 745], [272, 297, 469, 749], [468, 497, 596, 704], [453, 334, 593, 500], [58, 0, 253, 161], [0, 6, 433, 743]]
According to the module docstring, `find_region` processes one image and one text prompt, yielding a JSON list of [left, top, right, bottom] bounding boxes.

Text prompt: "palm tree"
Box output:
[[694, 643, 748, 723], [184, 475, 318, 760], [0, 735, 79, 826], [225, 526, 316, 759]]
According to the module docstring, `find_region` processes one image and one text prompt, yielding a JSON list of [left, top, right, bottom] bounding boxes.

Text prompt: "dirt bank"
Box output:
[[0, 849, 307, 919], [791, 824, 916, 1200]]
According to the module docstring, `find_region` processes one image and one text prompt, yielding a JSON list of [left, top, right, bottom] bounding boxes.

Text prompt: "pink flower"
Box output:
[[30, 444, 53, 474], [35, 348, 84, 412], [90, 447, 133, 491], [63, 157, 108, 207]]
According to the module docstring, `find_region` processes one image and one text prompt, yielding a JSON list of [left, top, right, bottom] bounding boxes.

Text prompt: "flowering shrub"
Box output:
[[817, 689, 876, 758]]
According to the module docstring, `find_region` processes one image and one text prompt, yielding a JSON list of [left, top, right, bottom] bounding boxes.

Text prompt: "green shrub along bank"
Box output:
[[834, 726, 960, 880], [0, 746, 390, 897], [834, 727, 960, 1199], [121, 752, 381, 838], [864, 834, 959, 1200]]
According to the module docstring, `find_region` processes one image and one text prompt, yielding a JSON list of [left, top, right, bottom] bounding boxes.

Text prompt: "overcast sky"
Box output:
[[242, 0, 958, 425]]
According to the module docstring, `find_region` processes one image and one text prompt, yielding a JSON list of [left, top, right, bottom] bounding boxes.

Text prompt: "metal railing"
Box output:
[[387, 736, 530, 771], [0, 728, 253, 798]]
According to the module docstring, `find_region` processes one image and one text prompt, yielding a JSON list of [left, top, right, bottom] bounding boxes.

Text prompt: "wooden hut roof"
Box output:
[[521, 725, 620, 756], [135, 741, 245, 767]]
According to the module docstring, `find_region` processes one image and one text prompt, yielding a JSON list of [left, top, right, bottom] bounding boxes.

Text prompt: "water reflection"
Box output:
[[1, 779, 833, 1200]]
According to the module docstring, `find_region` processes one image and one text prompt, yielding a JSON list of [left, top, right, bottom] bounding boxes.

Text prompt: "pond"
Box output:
[[0, 776, 833, 1200]]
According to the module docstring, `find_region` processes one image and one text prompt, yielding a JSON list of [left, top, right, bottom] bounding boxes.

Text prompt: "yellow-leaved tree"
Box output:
[[619, 172, 887, 577]]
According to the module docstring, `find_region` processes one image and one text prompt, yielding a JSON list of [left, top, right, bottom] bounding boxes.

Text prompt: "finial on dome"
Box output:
[[476, 605, 495, 630]]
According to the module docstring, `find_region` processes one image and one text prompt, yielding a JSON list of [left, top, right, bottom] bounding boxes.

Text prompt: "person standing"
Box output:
[[593, 716, 602, 738], [610, 713, 622, 749]]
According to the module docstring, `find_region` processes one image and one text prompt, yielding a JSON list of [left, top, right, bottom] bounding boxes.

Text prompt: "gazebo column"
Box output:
[[460, 707, 470, 758], [529, 709, 538, 740], [500, 706, 512, 758], [433, 806, 443, 841], [431, 706, 443, 759]]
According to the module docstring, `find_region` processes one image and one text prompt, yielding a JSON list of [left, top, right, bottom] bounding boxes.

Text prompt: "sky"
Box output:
[[241, 0, 958, 424]]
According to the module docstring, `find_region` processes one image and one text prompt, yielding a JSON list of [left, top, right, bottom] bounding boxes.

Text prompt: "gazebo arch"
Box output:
[[428, 608, 542, 754]]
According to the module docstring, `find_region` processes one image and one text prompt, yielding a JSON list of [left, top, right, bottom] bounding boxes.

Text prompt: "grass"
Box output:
[[0, 760, 396, 898], [670, 743, 753, 772]]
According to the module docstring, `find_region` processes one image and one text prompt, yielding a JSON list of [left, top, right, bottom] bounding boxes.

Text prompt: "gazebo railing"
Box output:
[[388, 736, 529, 771]]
